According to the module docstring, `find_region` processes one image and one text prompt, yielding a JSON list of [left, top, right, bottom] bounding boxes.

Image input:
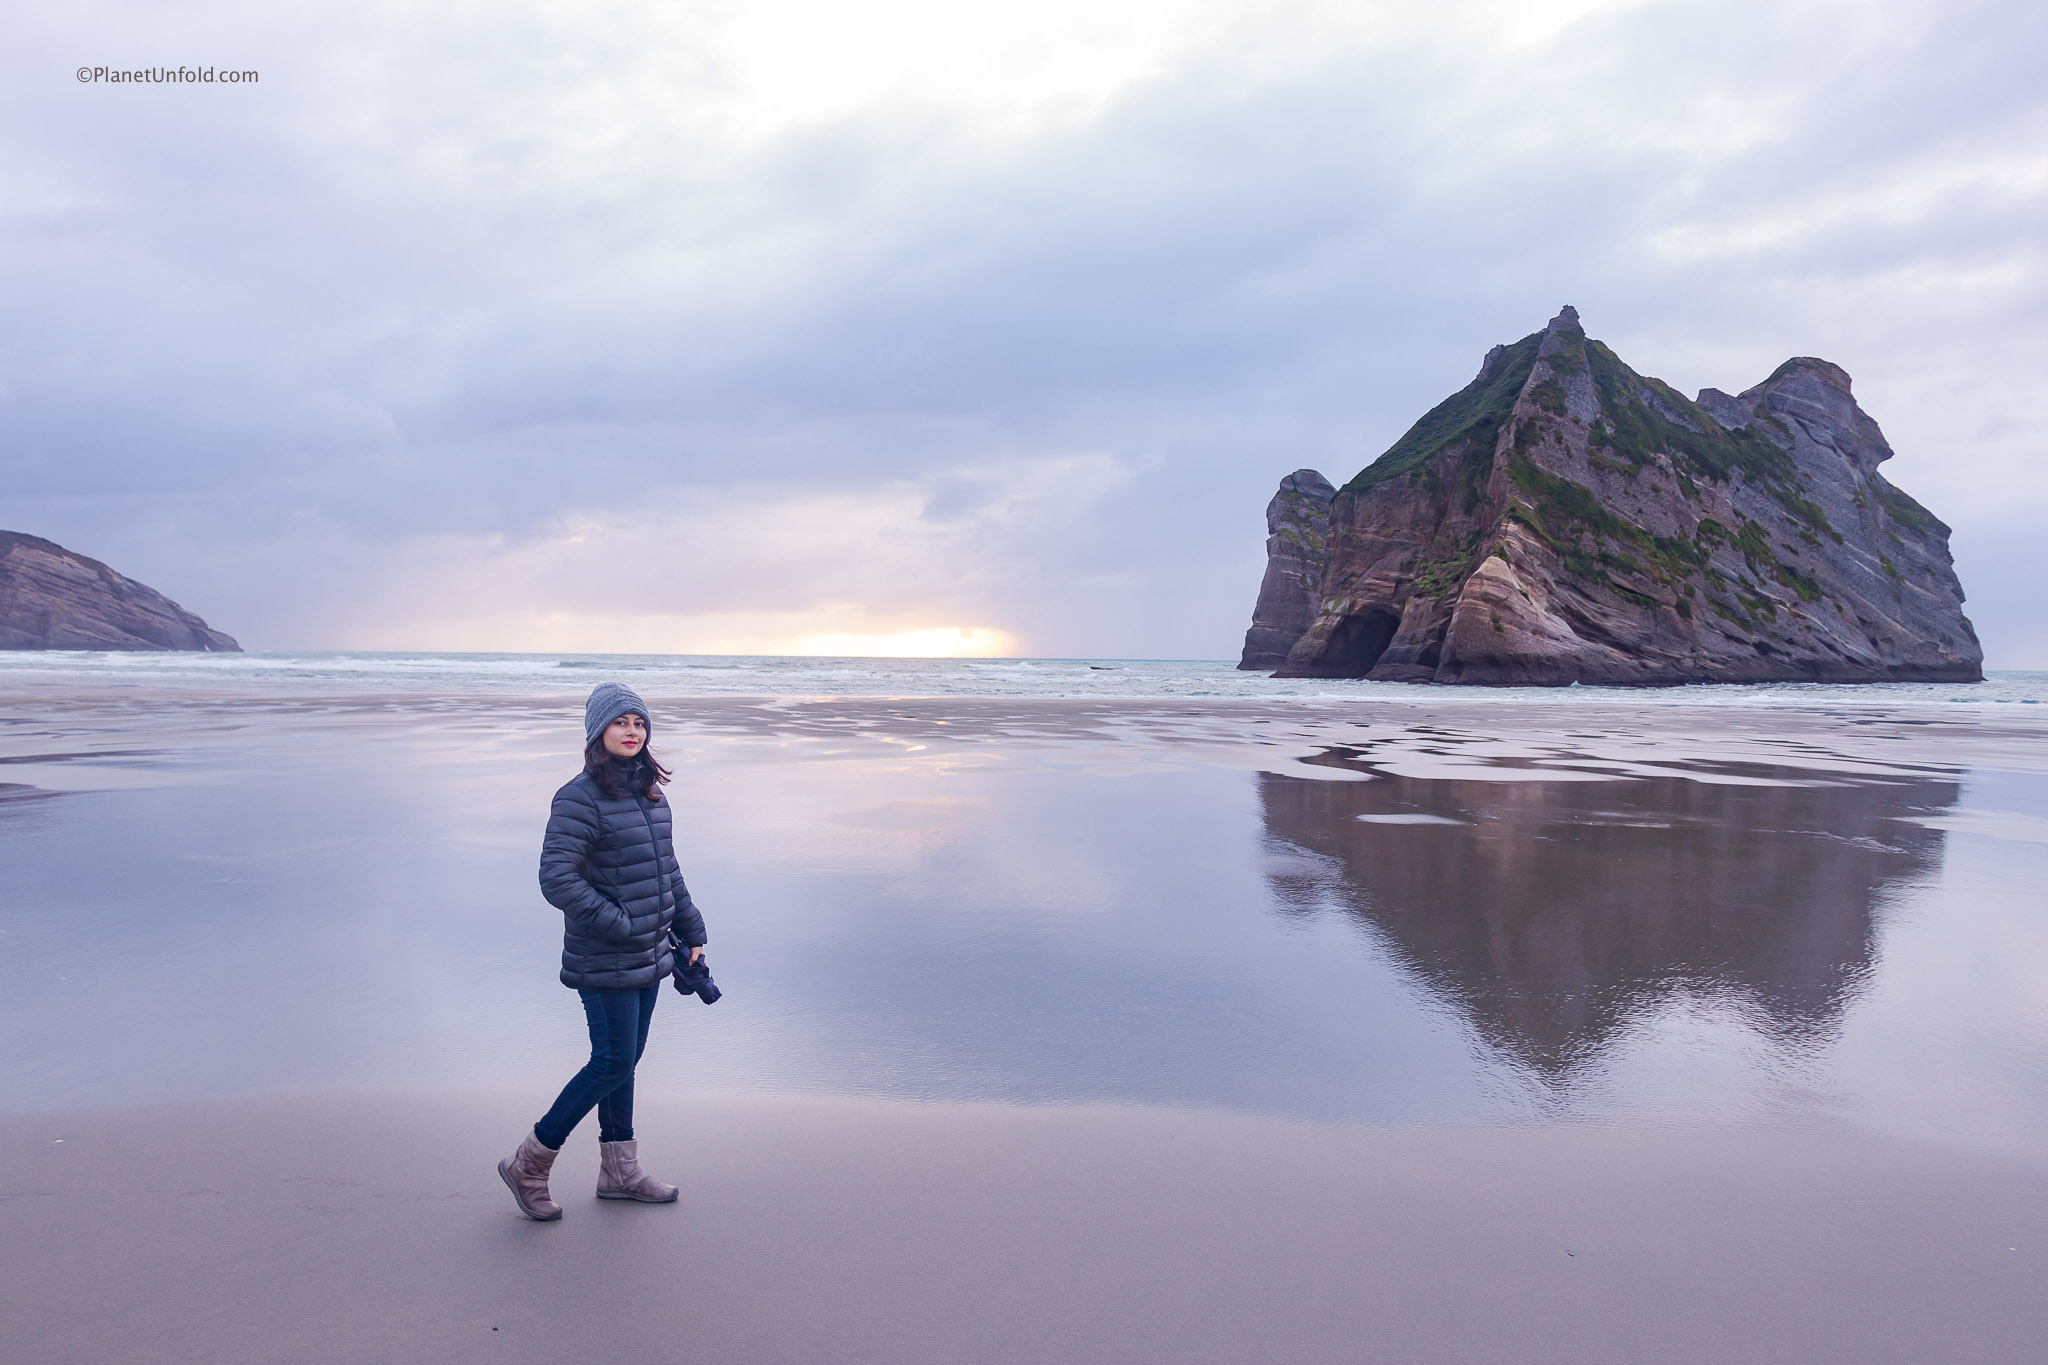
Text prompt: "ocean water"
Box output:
[[1, 648, 2044, 707], [2, 652, 2045, 1161]]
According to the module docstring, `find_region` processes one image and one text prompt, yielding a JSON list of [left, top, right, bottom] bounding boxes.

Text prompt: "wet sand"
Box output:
[[6, 682, 2048, 1361], [6, 1093, 2044, 1364]]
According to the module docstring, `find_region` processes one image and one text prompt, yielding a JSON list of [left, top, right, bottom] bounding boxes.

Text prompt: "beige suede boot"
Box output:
[[497, 1130, 563, 1221], [597, 1140, 679, 1202]]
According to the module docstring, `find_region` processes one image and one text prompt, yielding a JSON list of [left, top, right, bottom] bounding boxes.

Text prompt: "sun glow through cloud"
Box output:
[[783, 627, 1015, 658]]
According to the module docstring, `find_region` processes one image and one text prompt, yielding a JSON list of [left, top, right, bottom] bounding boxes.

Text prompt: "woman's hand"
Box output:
[[687, 946, 704, 965]]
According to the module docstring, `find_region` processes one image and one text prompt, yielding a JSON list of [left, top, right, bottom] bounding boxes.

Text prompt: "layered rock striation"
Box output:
[[0, 531, 241, 651], [1239, 469, 1336, 669], [1240, 308, 1981, 684]]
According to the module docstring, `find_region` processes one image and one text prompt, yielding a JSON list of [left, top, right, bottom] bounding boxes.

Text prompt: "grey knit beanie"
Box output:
[[584, 682, 651, 747]]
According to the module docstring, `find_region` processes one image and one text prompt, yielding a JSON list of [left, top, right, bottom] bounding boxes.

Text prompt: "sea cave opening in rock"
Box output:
[[1323, 608, 1403, 676]]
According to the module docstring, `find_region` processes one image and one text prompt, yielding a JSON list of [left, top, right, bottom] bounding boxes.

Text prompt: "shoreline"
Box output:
[[6, 685, 2048, 782], [0, 649, 2039, 711]]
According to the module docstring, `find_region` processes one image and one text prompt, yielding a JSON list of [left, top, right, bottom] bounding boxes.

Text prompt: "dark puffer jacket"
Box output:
[[539, 771, 707, 991]]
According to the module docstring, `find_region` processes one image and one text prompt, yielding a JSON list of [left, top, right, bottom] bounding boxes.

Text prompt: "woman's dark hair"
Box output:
[[584, 734, 672, 799]]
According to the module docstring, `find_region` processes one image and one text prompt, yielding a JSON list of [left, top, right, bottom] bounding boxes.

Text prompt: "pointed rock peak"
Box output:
[[1695, 387, 1749, 429], [1471, 342, 1510, 386], [1766, 356, 1853, 395], [1279, 469, 1336, 500], [1546, 305, 1581, 334]]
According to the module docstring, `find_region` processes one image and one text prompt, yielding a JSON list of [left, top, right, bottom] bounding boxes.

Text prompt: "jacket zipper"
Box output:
[[637, 793, 672, 957]]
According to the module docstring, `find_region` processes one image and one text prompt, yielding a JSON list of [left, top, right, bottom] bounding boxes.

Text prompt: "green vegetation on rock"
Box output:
[[1344, 332, 1544, 494], [1408, 529, 1485, 600], [1501, 457, 1828, 625], [1505, 457, 1707, 592], [1875, 482, 1947, 536], [1587, 343, 1776, 478], [1583, 341, 1839, 542]]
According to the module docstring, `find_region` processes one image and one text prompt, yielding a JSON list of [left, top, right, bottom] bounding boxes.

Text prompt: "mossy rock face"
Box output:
[[1254, 307, 1982, 685], [1583, 341, 1839, 546], [1875, 482, 1946, 535], [1504, 457, 1710, 595], [1343, 332, 1543, 495]]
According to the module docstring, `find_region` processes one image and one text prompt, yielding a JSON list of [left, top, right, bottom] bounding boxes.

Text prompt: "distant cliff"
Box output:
[[1240, 308, 1981, 684], [0, 532, 241, 652]]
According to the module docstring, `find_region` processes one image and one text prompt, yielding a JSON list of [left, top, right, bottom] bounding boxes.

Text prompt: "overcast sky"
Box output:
[[7, 0, 2045, 661]]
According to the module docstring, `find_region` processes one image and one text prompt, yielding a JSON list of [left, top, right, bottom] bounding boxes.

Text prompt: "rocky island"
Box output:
[[0, 531, 240, 651], [1241, 308, 1981, 684]]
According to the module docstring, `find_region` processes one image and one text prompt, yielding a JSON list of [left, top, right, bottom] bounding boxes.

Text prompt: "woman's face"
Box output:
[[601, 712, 646, 759]]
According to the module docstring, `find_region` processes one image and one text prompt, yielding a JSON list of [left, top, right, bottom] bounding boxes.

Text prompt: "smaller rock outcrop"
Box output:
[[1239, 470, 1336, 669], [0, 532, 241, 651]]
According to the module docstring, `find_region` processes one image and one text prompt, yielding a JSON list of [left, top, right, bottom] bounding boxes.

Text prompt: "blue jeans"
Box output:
[[534, 984, 659, 1148]]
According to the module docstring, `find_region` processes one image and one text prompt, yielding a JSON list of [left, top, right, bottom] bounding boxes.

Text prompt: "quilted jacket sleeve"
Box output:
[[539, 784, 633, 943]]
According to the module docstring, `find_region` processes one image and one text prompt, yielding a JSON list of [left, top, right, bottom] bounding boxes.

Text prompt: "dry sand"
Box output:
[[6, 1093, 2043, 1364]]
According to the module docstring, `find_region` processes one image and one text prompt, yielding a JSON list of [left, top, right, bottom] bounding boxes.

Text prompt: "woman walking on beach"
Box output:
[[498, 682, 708, 1221]]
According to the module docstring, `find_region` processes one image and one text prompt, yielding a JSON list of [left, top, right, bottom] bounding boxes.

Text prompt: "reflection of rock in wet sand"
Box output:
[[1259, 767, 1956, 1075]]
